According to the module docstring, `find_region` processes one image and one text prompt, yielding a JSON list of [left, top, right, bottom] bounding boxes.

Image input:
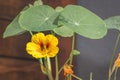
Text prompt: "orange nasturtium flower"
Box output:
[[114, 53, 120, 67], [26, 33, 59, 58], [64, 64, 74, 76]]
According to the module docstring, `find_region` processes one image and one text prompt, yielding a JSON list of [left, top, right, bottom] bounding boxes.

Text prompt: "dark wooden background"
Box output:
[[0, 0, 77, 80]]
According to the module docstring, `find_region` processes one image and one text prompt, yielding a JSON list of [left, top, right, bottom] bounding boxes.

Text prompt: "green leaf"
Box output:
[[72, 50, 80, 55], [53, 26, 73, 37], [19, 5, 58, 31], [105, 16, 120, 31], [55, 6, 64, 12], [3, 15, 26, 38], [3, 6, 31, 38], [33, 0, 43, 6], [60, 5, 107, 39]]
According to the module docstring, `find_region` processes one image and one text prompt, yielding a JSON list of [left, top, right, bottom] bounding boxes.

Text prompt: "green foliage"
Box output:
[[3, 2, 107, 39], [105, 16, 120, 31], [59, 5, 107, 39], [53, 26, 73, 37], [33, 0, 43, 6], [19, 5, 58, 31], [3, 15, 26, 38], [72, 49, 80, 55], [3, 6, 29, 38], [55, 6, 64, 12]]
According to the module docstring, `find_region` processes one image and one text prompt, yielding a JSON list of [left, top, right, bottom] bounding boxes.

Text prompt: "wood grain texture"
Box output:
[[0, 58, 47, 80], [0, 0, 34, 20], [0, 20, 32, 58], [43, 0, 77, 7]]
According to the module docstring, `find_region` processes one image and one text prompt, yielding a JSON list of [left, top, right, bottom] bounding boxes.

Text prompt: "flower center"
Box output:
[[40, 42, 50, 51], [40, 42, 44, 51], [46, 43, 50, 49]]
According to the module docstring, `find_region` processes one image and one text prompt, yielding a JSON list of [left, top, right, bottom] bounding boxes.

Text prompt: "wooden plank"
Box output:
[[0, 0, 77, 20], [0, 0, 34, 20], [0, 57, 47, 80], [0, 20, 32, 58], [43, 0, 77, 7]]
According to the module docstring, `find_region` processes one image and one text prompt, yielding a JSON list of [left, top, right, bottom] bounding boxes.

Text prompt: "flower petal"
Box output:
[[26, 42, 46, 58], [32, 33, 46, 44], [46, 34, 58, 46], [47, 46, 59, 57]]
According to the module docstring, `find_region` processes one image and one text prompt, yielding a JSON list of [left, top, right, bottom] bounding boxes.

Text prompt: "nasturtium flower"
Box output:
[[26, 33, 59, 58], [64, 64, 74, 76], [114, 53, 120, 67]]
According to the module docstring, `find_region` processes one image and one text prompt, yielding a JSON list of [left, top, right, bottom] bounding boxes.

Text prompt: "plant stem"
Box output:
[[39, 58, 47, 74], [47, 57, 53, 80], [55, 55, 59, 80], [114, 67, 118, 80], [90, 72, 93, 80], [58, 57, 70, 74], [71, 74, 82, 80], [69, 34, 75, 80], [58, 34, 75, 79], [108, 32, 120, 80], [70, 33, 75, 64], [29, 31, 33, 35], [66, 75, 70, 80]]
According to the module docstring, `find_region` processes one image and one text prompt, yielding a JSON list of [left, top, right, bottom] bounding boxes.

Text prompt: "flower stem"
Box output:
[[29, 31, 33, 36], [71, 74, 82, 80], [114, 67, 118, 80], [70, 33, 75, 64], [90, 72, 93, 80], [55, 55, 59, 80], [108, 32, 120, 80], [58, 57, 70, 74], [69, 34, 75, 80], [47, 57, 53, 80], [39, 58, 47, 74], [58, 34, 76, 79]]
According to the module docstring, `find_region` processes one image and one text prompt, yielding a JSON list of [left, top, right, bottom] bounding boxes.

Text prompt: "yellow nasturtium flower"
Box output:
[[26, 33, 59, 58]]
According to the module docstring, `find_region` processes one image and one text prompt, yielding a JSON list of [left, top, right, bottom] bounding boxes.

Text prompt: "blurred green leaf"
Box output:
[[53, 26, 73, 37], [60, 5, 107, 39], [72, 49, 80, 55], [3, 6, 31, 38], [3, 15, 26, 38], [19, 5, 58, 31], [34, 0, 43, 6], [105, 16, 120, 31], [55, 6, 64, 12]]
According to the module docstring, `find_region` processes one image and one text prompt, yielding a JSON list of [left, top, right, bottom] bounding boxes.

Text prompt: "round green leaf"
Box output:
[[60, 5, 107, 39], [105, 16, 120, 31], [53, 26, 73, 37], [19, 5, 58, 31]]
